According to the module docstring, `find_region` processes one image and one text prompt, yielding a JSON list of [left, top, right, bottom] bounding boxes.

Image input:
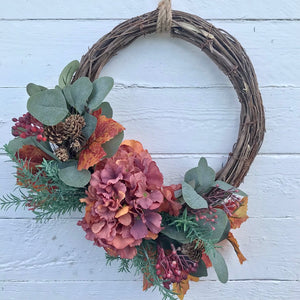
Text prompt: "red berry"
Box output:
[[155, 264, 160, 270], [36, 134, 43, 141], [156, 270, 161, 276], [31, 126, 37, 132], [42, 137, 47, 142], [20, 132, 27, 138]]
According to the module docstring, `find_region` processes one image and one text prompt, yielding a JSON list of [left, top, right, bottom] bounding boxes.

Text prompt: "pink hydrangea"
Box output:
[[78, 140, 164, 259]]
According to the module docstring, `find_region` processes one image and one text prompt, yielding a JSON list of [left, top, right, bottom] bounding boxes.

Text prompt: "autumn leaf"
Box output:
[[143, 274, 154, 291], [78, 109, 125, 170], [229, 196, 249, 229], [16, 145, 53, 189], [202, 253, 212, 268], [227, 232, 247, 264], [17, 144, 53, 173], [173, 275, 199, 300]]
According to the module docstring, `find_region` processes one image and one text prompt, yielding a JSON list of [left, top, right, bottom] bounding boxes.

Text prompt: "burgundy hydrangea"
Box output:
[[78, 140, 165, 259]]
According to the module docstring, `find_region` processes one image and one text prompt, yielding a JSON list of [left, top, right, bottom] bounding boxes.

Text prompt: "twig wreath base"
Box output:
[[74, 8, 265, 187]]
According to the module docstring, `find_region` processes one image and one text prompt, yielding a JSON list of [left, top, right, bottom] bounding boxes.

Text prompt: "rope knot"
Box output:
[[156, 0, 172, 33]]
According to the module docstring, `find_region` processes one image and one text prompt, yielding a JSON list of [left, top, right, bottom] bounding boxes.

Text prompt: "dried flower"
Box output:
[[158, 184, 182, 216], [78, 140, 165, 259]]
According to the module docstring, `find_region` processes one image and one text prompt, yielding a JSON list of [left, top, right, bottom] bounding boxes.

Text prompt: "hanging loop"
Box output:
[[156, 0, 172, 33]]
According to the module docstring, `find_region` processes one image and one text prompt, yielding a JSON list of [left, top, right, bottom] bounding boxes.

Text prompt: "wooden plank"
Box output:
[[0, 87, 299, 154], [0, 218, 298, 281], [0, 21, 299, 87], [0, 280, 299, 300], [1, 0, 300, 20], [1, 155, 300, 219]]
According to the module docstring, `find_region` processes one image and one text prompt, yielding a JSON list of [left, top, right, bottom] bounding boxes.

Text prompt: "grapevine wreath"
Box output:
[[1, 1, 265, 299]]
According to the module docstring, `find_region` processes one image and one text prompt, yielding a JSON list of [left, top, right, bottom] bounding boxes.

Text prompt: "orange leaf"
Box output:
[[229, 196, 249, 229], [227, 232, 247, 264], [143, 274, 154, 291], [17, 145, 53, 173], [173, 275, 199, 300], [202, 253, 212, 268], [77, 109, 125, 170]]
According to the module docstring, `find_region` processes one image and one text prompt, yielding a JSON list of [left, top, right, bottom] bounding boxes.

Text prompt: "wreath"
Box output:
[[1, 1, 265, 299]]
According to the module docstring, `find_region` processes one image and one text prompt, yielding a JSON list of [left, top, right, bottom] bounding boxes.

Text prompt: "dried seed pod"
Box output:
[[64, 115, 86, 139]]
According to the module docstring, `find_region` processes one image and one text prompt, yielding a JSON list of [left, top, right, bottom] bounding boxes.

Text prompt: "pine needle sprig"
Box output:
[[0, 146, 86, 221], [105, 241, 178, 300]]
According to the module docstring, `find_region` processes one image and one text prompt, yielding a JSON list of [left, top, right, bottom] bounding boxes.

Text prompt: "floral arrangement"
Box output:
[[1, 61, 249, 300]]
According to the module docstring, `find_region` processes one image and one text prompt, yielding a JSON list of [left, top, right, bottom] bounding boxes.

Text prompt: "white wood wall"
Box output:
[[0, 1, 299, 299]]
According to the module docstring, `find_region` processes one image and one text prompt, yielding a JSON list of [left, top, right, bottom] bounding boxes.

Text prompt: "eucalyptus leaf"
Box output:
[[27, 89, 68, 126], [190, 259, 208, 277], [26, 83, 47, 96], [206, 247, 228, 283], [66, 77, 93, 114], [213, 180, 248, 197], [58, 60, 80, 88], [88, 77, 114, 112], [182, 182, 208, 209], [161, 226, 190, 244], [184, 167, 199, 188], [82, 112, 97, 139], [194, 208, 230, 242], [6, 137, 34, 154], [209, 209, 230, 242], [196, 157, 216, 193], [58, 161, 91, 188], [102, 131, 124, 158], [99, 102, 113, 118]]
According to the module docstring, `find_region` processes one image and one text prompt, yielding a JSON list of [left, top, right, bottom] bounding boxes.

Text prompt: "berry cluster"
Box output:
[[12, 113, 46, 142], [155, 244, 198, 289]]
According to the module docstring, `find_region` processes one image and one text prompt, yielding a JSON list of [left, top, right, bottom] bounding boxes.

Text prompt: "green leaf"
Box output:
[[209, 209, 230, 242], [82, 112, 97, 139], [64, 77, 93, 114], [206, 247, 228, 283], [160, 226, 190, 244], [182, 182, 208, 209], [26, 83, 47, 96], [58, 161, 91, 188], [184, 167, 199, 188], [190, 259, 208, 277], [213, 180, 248, 197], [88, 77, 114, 112], [58, 60, 80, 88], [6, 137, 34, 154], [196, 157, 216, 193], [102, 131, 124, 158], [27, 89, 68, 126], [99, 102, 113, 118]]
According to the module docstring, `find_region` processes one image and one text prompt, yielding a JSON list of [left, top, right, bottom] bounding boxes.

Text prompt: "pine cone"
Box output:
[[69, 134, 86, 153], [55, 146, 69, 162], [64, 115, 86, 139], [181, 240, 205, 262], [43, 122, 66, 145]]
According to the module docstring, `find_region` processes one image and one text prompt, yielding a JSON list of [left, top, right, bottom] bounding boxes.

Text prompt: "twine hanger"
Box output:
[[156, 0, 172, 33]]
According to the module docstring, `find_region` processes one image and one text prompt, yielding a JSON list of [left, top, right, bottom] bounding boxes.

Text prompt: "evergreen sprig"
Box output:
[[105, 240, 178, 300], [0, 146, 86, 221]]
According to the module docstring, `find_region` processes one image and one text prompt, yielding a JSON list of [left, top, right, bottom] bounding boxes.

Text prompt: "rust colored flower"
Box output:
[[158, 184, 182, 216], [78, 140, 164, 259]]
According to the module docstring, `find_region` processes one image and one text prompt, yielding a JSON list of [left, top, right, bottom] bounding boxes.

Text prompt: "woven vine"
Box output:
[[74, 8, 265, 187]]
